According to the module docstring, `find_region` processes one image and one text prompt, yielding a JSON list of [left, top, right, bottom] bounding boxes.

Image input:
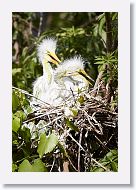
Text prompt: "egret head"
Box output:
[[55, 56, 94, 84], [37, 37, 61, 66]]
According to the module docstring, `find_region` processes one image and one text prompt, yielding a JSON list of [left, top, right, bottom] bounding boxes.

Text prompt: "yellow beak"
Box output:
[[64, 69, 94, 85], [78, 69, 94, 85], [48, 52, 61, 65]]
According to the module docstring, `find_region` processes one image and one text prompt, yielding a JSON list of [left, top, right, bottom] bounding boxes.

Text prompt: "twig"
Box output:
[[23, 113, 48, 124], [67, 156, 78, 172], [94, 135, 109, 151], [91, 158, 109, 171], [23, 110, 62, 124], [12, 86, 50, 106], [58, 122, 109, 171], [50, 158, 55, 172], [37, 13, 43, 37], [81, 109, 102, 134], [15, 155, 39, 164], [36, 116, 62, 131], [78, 128, 83, 172]]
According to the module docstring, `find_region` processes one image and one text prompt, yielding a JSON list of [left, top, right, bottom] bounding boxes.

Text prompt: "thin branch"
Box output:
[[58, 123, 109, 171], [12, 86, 50, 106], [91, 158, 109, 171], [50, 158, 55, 172], [67, 157, 78, 172], [105, 12, 113, 53], [78, 128, 83, 172]]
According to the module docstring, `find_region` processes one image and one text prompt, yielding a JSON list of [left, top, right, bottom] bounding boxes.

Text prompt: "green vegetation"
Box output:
[[12, 12, 118, 172]]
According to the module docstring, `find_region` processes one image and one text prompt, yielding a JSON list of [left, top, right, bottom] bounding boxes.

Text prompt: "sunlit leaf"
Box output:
[[70, 108, 78, 117], [12, 163, 18, 172], [32, 158, 47, 172], [12, 68, 22, 76], [18, 159, 33, 172], [14, 110, 26, 123], [65, 118, 79, 132], [111, 161, 118, 172], [37, 133, 58, 158], [92, 167, 105, 172], [78, 96, 85, 104], [12, 91, 20, 112], [12, 115, 20, 133], [44, 133, 58, 154], [37, 133, 46, 158]]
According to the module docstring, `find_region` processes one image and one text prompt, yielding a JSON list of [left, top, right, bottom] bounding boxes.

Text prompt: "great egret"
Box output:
[[43, 56, 94, 108], [32, 37, 61, 107], [54, 56, 93, 101]]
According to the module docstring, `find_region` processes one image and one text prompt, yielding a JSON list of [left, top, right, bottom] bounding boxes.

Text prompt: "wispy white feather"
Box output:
[[54, 56, 85, 76], [37, 37, 57, 63]]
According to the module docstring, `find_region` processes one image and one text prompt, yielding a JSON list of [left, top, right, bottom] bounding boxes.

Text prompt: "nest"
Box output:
[[22, 87, 118, 172]]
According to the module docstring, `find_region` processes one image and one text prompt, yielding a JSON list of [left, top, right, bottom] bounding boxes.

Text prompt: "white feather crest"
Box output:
[[37, 37, 57, 63], [55, 55, 85, 75]]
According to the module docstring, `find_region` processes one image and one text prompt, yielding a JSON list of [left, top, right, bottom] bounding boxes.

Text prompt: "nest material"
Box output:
[[24, 89, 118, 172]]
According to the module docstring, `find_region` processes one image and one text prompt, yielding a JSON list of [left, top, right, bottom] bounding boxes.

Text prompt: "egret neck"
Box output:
[[42, 60, 53, 84]]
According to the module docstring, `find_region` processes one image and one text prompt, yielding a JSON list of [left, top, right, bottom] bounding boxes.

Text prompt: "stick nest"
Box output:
[[23, 87, 118, 172]]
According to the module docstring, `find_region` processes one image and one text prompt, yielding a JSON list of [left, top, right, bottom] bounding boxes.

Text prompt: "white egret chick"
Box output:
[[43, 56, 93, 114], [32, 37, 61, 106], [50, 56, 94, 116], [54, 56, 93, 100]]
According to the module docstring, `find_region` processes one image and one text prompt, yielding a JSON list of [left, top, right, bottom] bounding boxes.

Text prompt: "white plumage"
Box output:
[[54, 56, 90, 100], [31, 38, 93, 114], [32, 37, 60, 107], [40, 56, 92, 108], [37, 37, 57, 64]]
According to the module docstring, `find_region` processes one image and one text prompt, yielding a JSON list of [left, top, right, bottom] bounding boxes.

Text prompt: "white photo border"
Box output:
[[0, 0, 130, 184]]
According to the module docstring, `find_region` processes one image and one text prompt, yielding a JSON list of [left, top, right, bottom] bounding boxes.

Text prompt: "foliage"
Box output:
[[18, 158, 47, 172], [90, 149, 118, 172], [12, 12, 118, 172]]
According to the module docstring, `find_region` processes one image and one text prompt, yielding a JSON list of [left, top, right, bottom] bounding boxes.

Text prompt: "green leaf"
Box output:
[[37, 133, 58, 158], [65, 118, 79, 132], [12, 91, 20, 112], [98, 17, 105, 37], [20, 127, 31, 143], [58, 142, 68, 158], [12, 68, 22, 76], [111, 161, 118, 172], [12, 163, 18, 172], [12, 115, 20, 133], [112, 13, 118, 21], [92, 167, 105, 172], [106, 151, 113, 161], [12, 140, 18, 145], [22, 47, 28, 57], [106, 149, 118, 162], [90, 149, 118, 172], [77, 96, 85, 104], [70, 108, 78, 117], [44, 133, 58, 154], [32, 158, 47, 172], [26, 105, 33, 114], [14, 110, 26, 123], [37, 133, 47, 158], [18, 159, 48, 172], [18, 159, 33, 172], [111, 149, 118, 155]]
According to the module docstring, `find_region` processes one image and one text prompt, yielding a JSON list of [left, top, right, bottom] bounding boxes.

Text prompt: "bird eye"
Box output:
[[67, 72, 72, 75]]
